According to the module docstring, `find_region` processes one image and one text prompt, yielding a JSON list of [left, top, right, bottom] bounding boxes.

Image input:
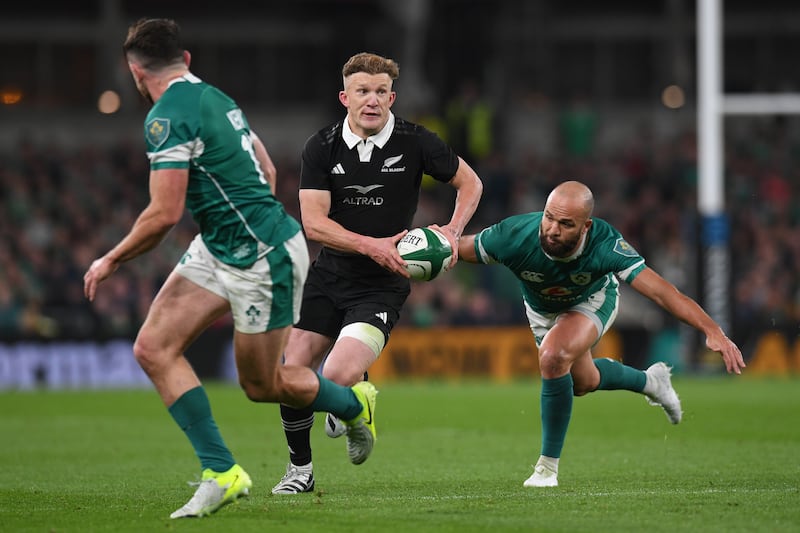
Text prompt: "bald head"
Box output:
[[545, 181, 594, 220], [539, 181, 594, 258]]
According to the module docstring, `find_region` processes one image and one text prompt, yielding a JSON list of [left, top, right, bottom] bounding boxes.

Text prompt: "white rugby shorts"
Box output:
[[524, 283, 619, 348], [175, 232, 309, 333]]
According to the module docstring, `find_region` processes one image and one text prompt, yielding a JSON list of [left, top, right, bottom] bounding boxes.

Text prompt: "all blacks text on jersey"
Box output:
[[381, 154, 406, 173]]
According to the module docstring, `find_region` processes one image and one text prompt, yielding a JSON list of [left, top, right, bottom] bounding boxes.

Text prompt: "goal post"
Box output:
[[696, 0, 800, 367], [697, 0, 729, 344]]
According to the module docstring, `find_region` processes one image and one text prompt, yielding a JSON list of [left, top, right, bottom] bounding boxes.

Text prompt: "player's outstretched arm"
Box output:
[[630, 267, 746, 374]]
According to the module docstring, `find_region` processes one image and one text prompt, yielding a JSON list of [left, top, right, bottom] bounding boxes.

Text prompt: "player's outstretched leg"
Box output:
[[170, 464, 252, 518], [643, 362, 682, 424], [344, 381, 377, 465]]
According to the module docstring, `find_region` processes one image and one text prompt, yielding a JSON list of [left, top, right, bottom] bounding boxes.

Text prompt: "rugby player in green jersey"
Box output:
[[458, 180, 745, 487], [83, 18, 376, 518]]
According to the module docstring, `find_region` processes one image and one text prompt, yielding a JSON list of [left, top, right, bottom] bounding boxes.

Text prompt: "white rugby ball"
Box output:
[[396, 227, 453, 281]]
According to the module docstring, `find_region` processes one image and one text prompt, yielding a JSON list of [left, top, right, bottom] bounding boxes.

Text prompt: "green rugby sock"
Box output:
[[168, 386, 235, 472], [540, 374, 573, 459], [309, 373, 362, 420], [594, 358, 647, 392]]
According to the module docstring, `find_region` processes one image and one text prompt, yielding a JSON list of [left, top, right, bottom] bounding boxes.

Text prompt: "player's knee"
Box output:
[[537, 345, 572, 376], [324, 322, 383, 385], [321, 364, 365, 387], [238, 374, 281, 403], [239, 380, 279, 403], [132, 332, 164, 376]]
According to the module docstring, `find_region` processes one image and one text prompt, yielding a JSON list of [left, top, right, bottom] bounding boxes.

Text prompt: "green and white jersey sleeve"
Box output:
[[474, 212, 646, 313], [144, 73, 300, 268]]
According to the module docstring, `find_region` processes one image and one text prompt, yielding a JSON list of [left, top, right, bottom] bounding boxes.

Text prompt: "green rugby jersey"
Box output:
[[143, 73, 300, 268], [474, 212, 646, 313]]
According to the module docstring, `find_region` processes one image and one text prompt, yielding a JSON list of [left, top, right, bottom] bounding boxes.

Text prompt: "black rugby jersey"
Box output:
[[300, 114, 459, 285]]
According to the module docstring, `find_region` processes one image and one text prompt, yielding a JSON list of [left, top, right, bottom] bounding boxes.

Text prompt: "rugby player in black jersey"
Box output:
[[272, 52, 483, 494]]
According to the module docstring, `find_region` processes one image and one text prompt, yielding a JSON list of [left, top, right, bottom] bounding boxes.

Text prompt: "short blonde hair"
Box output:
[[342, 52, 399, 80]]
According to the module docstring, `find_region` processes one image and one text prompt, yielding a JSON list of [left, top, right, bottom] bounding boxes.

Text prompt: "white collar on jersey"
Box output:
[[166, 72, 202, 88], [342, 112, 396, 150], [342, 112, 395, 162]]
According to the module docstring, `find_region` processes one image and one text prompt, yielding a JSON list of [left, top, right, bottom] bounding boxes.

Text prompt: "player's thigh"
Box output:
[[137, 270, 230, 356], [233, 326, 292, 385], [539, 312, 598, 363], [321, 336, 377, 385], [293, 267, 346, 338], [284, 327, 334, 368], [286, 271, 340, 368], [320, 297, 401, 384], [221, 232, 308, 334]]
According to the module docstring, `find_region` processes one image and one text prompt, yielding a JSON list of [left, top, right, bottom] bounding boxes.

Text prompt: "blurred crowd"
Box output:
[[1, 108, 799, 356]]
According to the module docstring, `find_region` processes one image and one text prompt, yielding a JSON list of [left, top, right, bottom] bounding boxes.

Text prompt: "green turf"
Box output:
[[1, 377, 798, 532]]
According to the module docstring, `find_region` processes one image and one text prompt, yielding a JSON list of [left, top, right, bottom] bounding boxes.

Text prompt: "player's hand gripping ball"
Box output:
[[396, 227, 453, 281]]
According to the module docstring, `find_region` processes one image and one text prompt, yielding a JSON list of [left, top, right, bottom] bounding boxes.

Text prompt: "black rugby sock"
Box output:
[[280, 404, 314, 466]]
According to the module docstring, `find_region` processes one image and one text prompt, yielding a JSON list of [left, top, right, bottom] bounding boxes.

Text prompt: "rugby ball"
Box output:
[[396, 227, 453, 281]]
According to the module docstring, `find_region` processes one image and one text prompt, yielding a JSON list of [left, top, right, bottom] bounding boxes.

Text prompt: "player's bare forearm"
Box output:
[[445, 158, 483, 239], [456, 234, 479, 263], [633, 269, 719, 333], [631, 268, 746, 374], [107, 207, 175, 264], [298, 189, 365, 254], [305, 217, 408, 276], [303, 215, 370, 254], [439, 159, 482, 267], [84, 206, 175, 301]]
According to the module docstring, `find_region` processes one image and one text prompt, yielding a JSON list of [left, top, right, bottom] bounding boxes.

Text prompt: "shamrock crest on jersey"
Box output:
[[145, 118, 170, 149]]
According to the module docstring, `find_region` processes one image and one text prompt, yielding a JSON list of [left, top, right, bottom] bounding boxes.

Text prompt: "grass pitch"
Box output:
[[1, 377, 798, 532]]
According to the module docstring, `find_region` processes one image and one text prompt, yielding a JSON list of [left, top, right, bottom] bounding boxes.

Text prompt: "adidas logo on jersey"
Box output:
[[331, 163, 345, 175], [381, 154, 406, 173]]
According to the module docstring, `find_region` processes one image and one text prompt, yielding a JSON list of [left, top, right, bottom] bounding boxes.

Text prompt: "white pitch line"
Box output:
[[267, 486, 799, 504]]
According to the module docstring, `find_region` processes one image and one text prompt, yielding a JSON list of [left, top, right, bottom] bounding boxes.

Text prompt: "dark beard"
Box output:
[[539, 231, 579, 258], [139, 88, 154, 105], [135, 82, 153, 105]]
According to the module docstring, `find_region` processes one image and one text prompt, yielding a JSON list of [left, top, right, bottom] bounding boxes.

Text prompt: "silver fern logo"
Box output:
[[381, 154, 405, 173]]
